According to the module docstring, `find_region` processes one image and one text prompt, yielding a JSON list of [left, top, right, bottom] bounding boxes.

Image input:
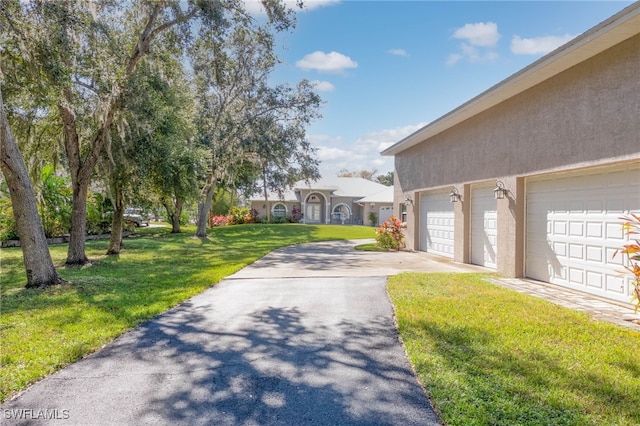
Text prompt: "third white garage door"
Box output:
[[526, 163, 640, 303], [420, 191, 454, 258]]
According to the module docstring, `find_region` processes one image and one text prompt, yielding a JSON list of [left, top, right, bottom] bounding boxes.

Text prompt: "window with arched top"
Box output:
[[272, 203, 287, 217], [332, 204, 352, 224]]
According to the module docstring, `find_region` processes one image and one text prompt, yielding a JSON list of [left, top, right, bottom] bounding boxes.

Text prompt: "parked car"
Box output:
[[124, 208, 149, 227]]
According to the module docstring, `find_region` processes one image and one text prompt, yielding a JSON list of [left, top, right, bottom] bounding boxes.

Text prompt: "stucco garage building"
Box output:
[[382, 3, 640, 304]]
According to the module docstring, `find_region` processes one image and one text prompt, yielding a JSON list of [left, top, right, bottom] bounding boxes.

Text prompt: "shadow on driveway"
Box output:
[[2, 277, 440, 425]]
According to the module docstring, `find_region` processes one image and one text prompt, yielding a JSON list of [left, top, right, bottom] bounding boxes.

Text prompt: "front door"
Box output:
[[306, 204, 321, 223]]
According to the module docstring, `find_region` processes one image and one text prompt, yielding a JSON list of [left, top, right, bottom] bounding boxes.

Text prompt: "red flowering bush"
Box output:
[[375, 215, 405, 250], [210, 215, 232, 227], [617, 213, 640, 311]]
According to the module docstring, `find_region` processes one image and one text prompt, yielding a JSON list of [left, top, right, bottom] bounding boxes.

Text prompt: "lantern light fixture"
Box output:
[[404, 195, 414, 206], [449, 187, 461, 203], [494, 181, 507, 200]]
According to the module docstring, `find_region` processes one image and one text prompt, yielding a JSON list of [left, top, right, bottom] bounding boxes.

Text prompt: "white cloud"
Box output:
[[446, 53, 463, 66], [448, 22, 501, 66], [311, 80, 335, 92], [298, 0, 341, 12], [296, 51, 358, 73], [243, 0, 339, 15], [388, 48, 409, 57], [510, 34, 576, 55], [452, 22, 500, 47], [310, 123, 426, 177], [316, 146, 356, 161], [354, 124, 426, 153]]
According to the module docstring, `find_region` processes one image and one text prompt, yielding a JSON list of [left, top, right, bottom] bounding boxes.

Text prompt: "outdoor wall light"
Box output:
[[404, 196, 414, 206], [494, 181, 507, 200], [449, 187, 461, 203]]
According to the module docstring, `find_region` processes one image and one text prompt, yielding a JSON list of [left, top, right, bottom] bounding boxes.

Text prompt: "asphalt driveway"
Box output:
[[2, 240, 484, 425]]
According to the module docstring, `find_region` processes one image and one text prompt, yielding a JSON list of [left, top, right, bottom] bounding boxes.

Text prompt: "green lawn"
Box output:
[[387, 272, 640, 426], [0, 223, 374, 402]]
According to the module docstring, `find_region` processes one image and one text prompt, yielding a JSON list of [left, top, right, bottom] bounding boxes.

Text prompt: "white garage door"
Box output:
[[526, 163, 640, 303], [471, 185, 497, 268], [378, 206, 393, 225], [420, 192, 454, 258]]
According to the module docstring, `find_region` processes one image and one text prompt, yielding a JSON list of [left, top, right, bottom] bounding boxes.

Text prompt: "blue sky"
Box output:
[[257, 1, 634, 179]]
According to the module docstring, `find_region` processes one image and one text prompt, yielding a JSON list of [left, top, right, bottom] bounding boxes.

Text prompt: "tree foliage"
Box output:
[[191, 16, 321, 237], [1, 0, 315, 286], [337, 168, 394, 186]]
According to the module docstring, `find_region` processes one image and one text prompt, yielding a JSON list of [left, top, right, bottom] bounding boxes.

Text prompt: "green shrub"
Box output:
[[228, 207, 258, 225], [270, 215, 287, 224], [38, 165, 72, 238], [0, 199, 18, 241], [86, 193, 113, 235], [368, 211, 378, 226]]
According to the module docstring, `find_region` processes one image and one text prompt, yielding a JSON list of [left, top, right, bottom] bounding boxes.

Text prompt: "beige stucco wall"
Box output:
[[395, 34, 640, 192], [362, 202, 393, 227], [250, 200, 301, 221], [393, 34, 640, 276]]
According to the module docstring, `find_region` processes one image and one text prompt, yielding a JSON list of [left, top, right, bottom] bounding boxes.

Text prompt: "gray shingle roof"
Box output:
[[249, 177, 391, 201]]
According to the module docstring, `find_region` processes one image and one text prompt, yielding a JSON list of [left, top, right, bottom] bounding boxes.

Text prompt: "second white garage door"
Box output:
[[420, 191, 454, 258], [526, 163, 640, 303], [471, 185, 498, 268]]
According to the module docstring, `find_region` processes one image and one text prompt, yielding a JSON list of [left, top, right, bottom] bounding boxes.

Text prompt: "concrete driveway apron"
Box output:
[[2, 240, 483, 426]]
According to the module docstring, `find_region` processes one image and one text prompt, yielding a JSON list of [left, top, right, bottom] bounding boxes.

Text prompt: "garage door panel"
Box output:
[[586, 271, 603, 289], [606, 275, 625, 294], [420, 192, 454, 258], [586, 222, 602, 238], [378, 206, 393, 224], [471, 186, 497, 268], [526, 163, 640, 304]]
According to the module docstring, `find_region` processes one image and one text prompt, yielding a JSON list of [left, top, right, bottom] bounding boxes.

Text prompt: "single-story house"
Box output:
[[381, 3, 640, 305], [250, 177, 393, 225]]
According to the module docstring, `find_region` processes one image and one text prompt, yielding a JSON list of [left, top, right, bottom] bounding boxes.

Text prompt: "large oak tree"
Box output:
[[1, 0, 298, 286]]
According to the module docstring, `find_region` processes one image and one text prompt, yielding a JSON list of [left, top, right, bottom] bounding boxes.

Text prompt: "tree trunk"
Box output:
[[262, 169, 271, 223], [171, 198, 183, 233], [59, 94, 93, 266], [107, 191, 125, 255], [0, 89, 63, 288], [161, 197, 181, 233], [65, 171, 91, 265], [195, 176, 215, 238]]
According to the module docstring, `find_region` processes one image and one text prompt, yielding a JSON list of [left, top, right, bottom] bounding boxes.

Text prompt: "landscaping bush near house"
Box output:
[[289, 205, 303, 223], [269, 215, 287, 224], [387, 272, 640, 426], [210, 214, 232, 227], [617, 213, 640, 311], [228, 207, 258, 225], [375, 215, 405, 250]]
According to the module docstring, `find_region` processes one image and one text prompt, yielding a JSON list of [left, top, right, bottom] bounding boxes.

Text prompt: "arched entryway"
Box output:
[[303, 192, 328, 224]]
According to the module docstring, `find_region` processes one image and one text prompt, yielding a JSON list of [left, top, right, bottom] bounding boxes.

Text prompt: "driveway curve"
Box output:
[[2, 240, 484, 425]]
